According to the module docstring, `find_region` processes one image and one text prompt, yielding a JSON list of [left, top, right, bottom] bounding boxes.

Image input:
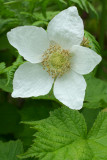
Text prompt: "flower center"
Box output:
[[49, 52, 65, 68], [42, 42, 71, 78]]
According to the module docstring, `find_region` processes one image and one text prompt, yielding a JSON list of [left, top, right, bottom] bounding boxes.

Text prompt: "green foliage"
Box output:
[[0, 140, 23, 160], [32, 11, 59, 27], [0, 102, 20, 134], [6, 55, 23, 85], [0, 55, 23, 92], [0, 0, 97, 35], [15, 99, 56, 149], [84, 31, 101, 55], [0, 97, 58, 150], [88, 111, 107, 159], [69, 0, 98, 16], [20, 107, 87, 159], [84, 77, 107, 108], [81, 107, 101, 131], [96, 50, 107, 81], [0, 62, 6, 72], [19, 107, 107, 160], [0, 77, 13, 92]]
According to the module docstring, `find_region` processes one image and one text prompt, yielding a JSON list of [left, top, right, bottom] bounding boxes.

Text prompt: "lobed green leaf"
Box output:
[[19, 107, 107, 160]]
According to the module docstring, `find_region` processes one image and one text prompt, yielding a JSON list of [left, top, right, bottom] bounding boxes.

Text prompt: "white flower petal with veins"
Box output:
[[7, 26, 49, 63], [70, 45, 102, 75], [54, 70, 86, 110], [12, 62, 54, 98], [47, 6, 84, 49]]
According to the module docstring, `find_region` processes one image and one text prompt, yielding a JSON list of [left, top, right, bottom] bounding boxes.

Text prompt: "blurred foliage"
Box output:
[[0, 140, 23, 160], [0, 0, 107, 159]]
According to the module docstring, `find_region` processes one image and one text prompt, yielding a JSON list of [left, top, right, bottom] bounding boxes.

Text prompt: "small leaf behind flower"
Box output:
[[84, 30, 101, 55]]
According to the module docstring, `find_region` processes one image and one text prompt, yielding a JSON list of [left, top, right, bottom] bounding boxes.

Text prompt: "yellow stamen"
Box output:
[[42, 42, 71, 78]]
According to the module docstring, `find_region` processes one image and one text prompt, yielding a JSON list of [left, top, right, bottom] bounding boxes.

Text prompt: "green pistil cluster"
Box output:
[[50, 53, 65, 69], [42, 43, 71, 78]]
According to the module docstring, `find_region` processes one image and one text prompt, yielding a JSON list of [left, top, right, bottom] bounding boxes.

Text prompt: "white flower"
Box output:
[[7, 6, 101, 110]]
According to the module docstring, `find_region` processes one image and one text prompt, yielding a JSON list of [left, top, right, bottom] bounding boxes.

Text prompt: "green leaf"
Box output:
[[33, 11, 59, 23], [83, 100, 107, 109], [19, 107, 107, 160], [81, 107, 101, 131], [59, 0, 67, 5], [0, 77, 12, 92], [87, 2, 98, 17], [85, 77, 107, 108], [70, 0, 98, 15], [20, 107, 88, 159], [0, 18, 19, 34], [6, 55, 23, 85], [0, 55, 23, 92], [0, 140, 23, 160], [84, 30, 101, 55], [96, 51, 107, 81], [32, 20, 48, 27], [88, 112, 107, 159], [0, 62, 6, 71], [0, 62, 6, 72], [70, 0, 84, 10]]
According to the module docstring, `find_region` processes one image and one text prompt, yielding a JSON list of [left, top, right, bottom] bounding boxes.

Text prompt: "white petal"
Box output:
[[7, 26, 49, 63], [47, 6, 84, 49], [12, 62, 54, 98], [54, 70, 86, 110], [70, 45, 102, 75]]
